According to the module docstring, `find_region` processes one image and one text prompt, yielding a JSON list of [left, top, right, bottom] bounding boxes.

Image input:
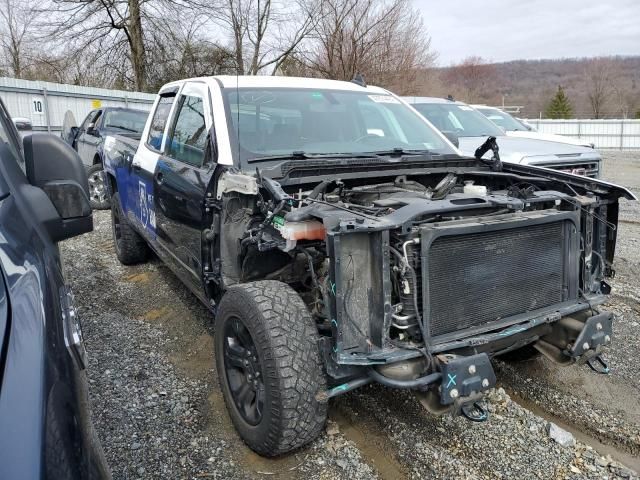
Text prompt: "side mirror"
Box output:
[[23, 134, 93, 242], [442, 130, 459, 148], [86, 124, 98, 136], [14, 120, 32, 132]]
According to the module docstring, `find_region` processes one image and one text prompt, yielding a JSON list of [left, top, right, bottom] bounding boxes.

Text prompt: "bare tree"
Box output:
[[44, 0, 159, 90], [304, 0, 435, 93], [584, 57, 615, 119], [608, 68, 639, 119], [0, 0, 40, 78], [442, 56, 497, 103], [212, 0, 318, 75], [146, 14, 236, 90]]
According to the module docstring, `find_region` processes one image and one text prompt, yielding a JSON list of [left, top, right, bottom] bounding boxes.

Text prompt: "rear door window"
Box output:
[[79, 110, 97, 132], [165, 83, 210, 167], [147, 95, 176, 151]]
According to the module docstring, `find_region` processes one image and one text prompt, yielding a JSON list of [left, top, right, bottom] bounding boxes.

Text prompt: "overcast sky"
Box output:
[[414, 0, 640, 65]]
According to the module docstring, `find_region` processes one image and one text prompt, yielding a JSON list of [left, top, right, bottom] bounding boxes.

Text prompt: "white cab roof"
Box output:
[[162, 75, 391, 94]]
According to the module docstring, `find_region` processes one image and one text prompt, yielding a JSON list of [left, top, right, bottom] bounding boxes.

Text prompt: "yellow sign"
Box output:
[[91, 99, 102, 109]]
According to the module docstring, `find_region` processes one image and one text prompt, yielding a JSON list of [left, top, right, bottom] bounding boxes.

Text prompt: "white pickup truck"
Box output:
[[101, 75, 633, 456]]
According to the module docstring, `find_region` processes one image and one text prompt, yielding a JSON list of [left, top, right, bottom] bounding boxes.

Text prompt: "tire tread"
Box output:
[[216, 280, 328, 456]]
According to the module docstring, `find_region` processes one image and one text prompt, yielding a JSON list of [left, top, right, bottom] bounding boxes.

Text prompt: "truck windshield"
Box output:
[[223, 88, 455, 163], [103, 110, 148, 133], [412, 103, 504, 138], [476, 108, 528, 132]]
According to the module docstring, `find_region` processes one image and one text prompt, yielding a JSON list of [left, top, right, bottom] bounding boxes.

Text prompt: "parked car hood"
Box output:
[[505, 130, 594, 148], [456, 135, 600, 164]]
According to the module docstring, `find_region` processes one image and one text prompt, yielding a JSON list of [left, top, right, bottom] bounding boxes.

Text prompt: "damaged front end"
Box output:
[[209, 156, 635, 421]]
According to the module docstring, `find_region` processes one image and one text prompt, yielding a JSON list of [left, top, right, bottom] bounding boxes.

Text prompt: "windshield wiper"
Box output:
[[109, 125, 138, 133], [370, 148, 436, 157], [249, 151, 379, 162]]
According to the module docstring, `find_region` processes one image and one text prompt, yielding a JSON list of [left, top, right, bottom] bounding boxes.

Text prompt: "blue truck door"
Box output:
[[128, 90, 178, 243], [153, 81, 215, 294]]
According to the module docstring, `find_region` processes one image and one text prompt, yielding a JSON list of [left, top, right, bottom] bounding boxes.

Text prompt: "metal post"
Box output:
[[42, 87, 52, 133], [620, 120, 624, 151], [577, 120, 581, 139]]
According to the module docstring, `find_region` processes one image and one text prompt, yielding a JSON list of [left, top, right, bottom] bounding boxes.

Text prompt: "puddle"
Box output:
[[330, 403, 408, 480]]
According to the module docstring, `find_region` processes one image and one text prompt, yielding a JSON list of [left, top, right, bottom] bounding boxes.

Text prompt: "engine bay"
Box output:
[[211, 164, 625, 365]]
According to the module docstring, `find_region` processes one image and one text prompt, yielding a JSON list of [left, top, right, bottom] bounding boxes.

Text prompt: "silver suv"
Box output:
[[405, 97, 601, 178]]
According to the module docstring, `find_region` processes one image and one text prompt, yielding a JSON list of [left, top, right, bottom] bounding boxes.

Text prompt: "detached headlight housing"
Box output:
[[60, 286, 87, 370]]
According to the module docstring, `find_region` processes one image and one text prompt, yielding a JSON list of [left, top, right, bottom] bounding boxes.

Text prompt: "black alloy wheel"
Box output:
[[222, 316, 265, 425], [214, 281, 328, 456]]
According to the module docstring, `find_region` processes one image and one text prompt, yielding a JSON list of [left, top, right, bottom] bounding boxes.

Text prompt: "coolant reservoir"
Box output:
[[463, 180, 487, 196], [278, 219, 326, 241]]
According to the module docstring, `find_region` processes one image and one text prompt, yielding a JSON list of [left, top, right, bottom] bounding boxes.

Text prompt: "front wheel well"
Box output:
[[106, 172, 117, 196]]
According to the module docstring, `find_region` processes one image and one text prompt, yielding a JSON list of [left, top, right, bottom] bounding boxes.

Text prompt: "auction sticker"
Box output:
[[368, 95, 400, 104]]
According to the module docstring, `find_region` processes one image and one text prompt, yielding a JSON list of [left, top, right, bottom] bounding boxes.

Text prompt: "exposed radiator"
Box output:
[[425, 221, 571, 337]]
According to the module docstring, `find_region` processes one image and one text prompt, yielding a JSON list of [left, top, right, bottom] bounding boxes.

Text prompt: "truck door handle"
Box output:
[[132, 161, 141, 171], [156, 172, 164, 184]]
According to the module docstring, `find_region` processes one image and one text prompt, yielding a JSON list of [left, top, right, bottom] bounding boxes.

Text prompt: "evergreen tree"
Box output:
[[545, 86, 573, 119]]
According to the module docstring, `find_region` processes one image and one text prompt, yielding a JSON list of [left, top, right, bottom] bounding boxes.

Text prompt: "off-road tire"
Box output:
[[215, 280, 328, 456], [498, 344, 541, 362], [87, 164, 110, 210], [110, 192, 149, 265]]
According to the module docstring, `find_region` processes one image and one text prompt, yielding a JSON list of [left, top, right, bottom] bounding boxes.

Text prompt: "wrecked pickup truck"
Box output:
[[102, 76, 635, 457]]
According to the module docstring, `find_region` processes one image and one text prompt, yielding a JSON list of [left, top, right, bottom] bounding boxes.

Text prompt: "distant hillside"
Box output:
[[415, 56, 640, 119]]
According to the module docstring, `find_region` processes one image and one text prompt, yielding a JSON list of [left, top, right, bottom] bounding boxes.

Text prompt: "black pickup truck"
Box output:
[[0, 99, 109, 478], [63, 107, 148, 209], [102, 75, 635, 457]]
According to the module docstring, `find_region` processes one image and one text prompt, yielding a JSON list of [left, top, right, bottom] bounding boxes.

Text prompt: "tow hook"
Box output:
[[461, 401, 488, 422], [439, 353, 495, 422], [415, 353, 494, 421], [566, 312, 613, 358], [438, 352, 496, 405], [587, 354, 610, 374]]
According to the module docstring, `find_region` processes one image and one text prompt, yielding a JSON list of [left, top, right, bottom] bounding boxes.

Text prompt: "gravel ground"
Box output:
[[61, 150, 640, 480]]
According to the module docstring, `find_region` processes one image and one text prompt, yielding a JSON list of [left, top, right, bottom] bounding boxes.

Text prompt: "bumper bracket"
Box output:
[[439, 353, 496, 405]]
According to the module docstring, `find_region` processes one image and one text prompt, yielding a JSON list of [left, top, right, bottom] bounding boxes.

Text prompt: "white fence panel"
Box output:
[[0, 77, 156, 133], [524, 119, 640, 150]]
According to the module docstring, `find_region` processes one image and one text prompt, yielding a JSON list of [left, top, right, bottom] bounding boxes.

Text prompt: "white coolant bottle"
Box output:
[[463, 180, 487, 196]]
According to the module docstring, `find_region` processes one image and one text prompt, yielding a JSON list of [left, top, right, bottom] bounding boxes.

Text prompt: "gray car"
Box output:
[[404, 97, 601, 178]]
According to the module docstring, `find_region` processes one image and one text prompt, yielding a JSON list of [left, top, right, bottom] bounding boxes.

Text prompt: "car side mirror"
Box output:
[[23, 134, 93, 241], [442, 130, 459, 148], [86, 124, 98, 136], [14, 120, 32, 132]]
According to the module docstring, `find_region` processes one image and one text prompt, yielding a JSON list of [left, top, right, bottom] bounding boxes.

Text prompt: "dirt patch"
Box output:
[[330, 404, 408, 480]]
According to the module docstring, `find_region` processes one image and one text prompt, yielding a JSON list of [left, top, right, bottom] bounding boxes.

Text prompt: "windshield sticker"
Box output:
[[311, 92, 324, 99], [368, 95, 400, 104], [458, 105, 474, 111]]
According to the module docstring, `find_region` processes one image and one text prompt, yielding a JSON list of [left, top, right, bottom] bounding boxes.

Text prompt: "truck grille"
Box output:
[[425, 222, 568, 337], [540, 160, 600, 178]]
